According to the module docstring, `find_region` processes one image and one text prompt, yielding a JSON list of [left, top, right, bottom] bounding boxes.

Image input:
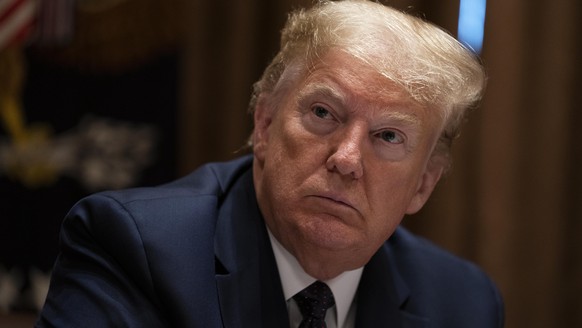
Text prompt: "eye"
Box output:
[[378, 130, 404, 144], [313, 106, 332, 119], [302, 104, 339, 136]]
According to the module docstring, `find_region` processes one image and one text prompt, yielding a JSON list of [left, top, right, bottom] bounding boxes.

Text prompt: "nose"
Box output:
[[325, 124, 365, 179]]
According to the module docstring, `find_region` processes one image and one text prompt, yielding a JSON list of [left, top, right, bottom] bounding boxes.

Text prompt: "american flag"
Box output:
[[0, 0, 37, 50]]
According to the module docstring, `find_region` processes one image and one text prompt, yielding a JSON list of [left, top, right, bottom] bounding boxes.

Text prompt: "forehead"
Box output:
[[291, 50, 429, 119]]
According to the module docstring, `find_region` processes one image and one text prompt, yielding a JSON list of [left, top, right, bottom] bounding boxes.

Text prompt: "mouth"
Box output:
[[302, 191, 364, 226], [310, 193, 358, 212]]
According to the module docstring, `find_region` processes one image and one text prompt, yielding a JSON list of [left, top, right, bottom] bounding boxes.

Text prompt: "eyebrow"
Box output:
[[296, 83, 346, 104], [297, 81, 422, 127], [377, 111, 421, 127]]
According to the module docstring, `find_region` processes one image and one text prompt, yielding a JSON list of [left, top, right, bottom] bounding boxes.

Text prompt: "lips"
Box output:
[[320, 194, 350, 206], [309, 192, 359, 212]]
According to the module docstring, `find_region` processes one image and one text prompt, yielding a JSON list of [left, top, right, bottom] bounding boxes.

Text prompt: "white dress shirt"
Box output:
[[268, 229, 363, 328]]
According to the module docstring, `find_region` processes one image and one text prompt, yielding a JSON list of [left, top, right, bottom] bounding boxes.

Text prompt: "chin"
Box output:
[[298, 216, 365, 252]]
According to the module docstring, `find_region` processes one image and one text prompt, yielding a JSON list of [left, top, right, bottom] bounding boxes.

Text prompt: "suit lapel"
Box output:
[[214, 169, 289, 328], [212, 163, 428, 327], [355, 243, 429, 328]]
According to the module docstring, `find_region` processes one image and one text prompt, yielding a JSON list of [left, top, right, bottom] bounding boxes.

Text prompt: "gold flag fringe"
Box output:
[[0, 47, 27, 141], [0, 47, 57, 187]]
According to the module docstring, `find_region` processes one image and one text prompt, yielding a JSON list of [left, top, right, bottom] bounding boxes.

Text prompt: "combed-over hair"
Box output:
[[249, 0, 486, 162]]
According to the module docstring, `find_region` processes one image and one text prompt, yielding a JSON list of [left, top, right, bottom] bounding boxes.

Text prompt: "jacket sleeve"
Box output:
[[36, 193, 170, 328]]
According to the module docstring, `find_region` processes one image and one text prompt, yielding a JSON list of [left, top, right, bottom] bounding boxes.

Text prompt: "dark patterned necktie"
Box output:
[[293, 281, 335, 328]]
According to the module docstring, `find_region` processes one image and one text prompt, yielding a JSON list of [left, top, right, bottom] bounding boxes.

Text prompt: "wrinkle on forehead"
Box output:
[[275, 50, 443, 132], [305, 54, 424, 105], [296, 77, 424, 125], [296, 82, 346, 105]]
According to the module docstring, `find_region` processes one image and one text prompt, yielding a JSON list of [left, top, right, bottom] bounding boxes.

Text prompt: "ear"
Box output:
[[252, 95, 273, 162], [405, 155, 446, 215]]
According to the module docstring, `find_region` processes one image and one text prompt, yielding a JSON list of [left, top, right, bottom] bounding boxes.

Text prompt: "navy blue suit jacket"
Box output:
[[37, 155, 504, 327]]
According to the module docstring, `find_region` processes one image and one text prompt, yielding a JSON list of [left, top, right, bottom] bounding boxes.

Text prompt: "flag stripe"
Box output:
[[0, 0, 24, 17], [0, 0, 26, 23], [0, 0, 36, 49]]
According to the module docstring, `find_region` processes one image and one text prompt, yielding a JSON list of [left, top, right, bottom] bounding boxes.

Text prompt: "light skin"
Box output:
[[253, 49, 446, 280]]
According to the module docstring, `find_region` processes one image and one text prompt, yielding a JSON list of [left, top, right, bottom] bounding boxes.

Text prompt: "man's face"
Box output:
[[253, 50, 445, 280]]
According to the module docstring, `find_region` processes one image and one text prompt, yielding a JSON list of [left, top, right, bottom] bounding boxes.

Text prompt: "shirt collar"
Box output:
[[268, 229, 363, 328]]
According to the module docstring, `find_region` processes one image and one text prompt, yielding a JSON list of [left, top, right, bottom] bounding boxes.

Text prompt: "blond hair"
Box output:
[[249, 0, 486, 159]]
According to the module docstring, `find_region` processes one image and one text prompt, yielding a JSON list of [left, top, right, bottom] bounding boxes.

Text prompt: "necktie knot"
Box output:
[[293, 281, 335, 328]]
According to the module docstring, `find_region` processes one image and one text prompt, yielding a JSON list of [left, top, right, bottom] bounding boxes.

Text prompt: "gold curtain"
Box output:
[[178, 0, 312, 172], [179, 1, 582, 327], [31, 0, 180, 72], [407, 0, 582, 327]]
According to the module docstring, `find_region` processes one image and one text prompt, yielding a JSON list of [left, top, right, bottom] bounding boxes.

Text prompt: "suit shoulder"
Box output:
[[388, 227, 504, 326], [389, 227, 486, 278], [94, 155, 254, 205], [66, 155, 254, 240]]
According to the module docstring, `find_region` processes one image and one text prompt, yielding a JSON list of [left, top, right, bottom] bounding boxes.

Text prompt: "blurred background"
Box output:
[[0, 0, 580, 327]]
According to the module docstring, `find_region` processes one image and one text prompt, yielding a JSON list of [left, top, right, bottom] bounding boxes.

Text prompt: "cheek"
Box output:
[[364, 167, 422, 224], [261, 124, 306, 191], [259, 119, 331, 220], [267, 117, 326, 166]]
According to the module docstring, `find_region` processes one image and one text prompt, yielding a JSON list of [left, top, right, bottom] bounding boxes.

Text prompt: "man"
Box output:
[[37, 0, 504, 327]]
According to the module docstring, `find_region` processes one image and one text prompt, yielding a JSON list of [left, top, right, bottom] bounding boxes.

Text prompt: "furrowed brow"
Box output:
[[297, 83, 346, 104]]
